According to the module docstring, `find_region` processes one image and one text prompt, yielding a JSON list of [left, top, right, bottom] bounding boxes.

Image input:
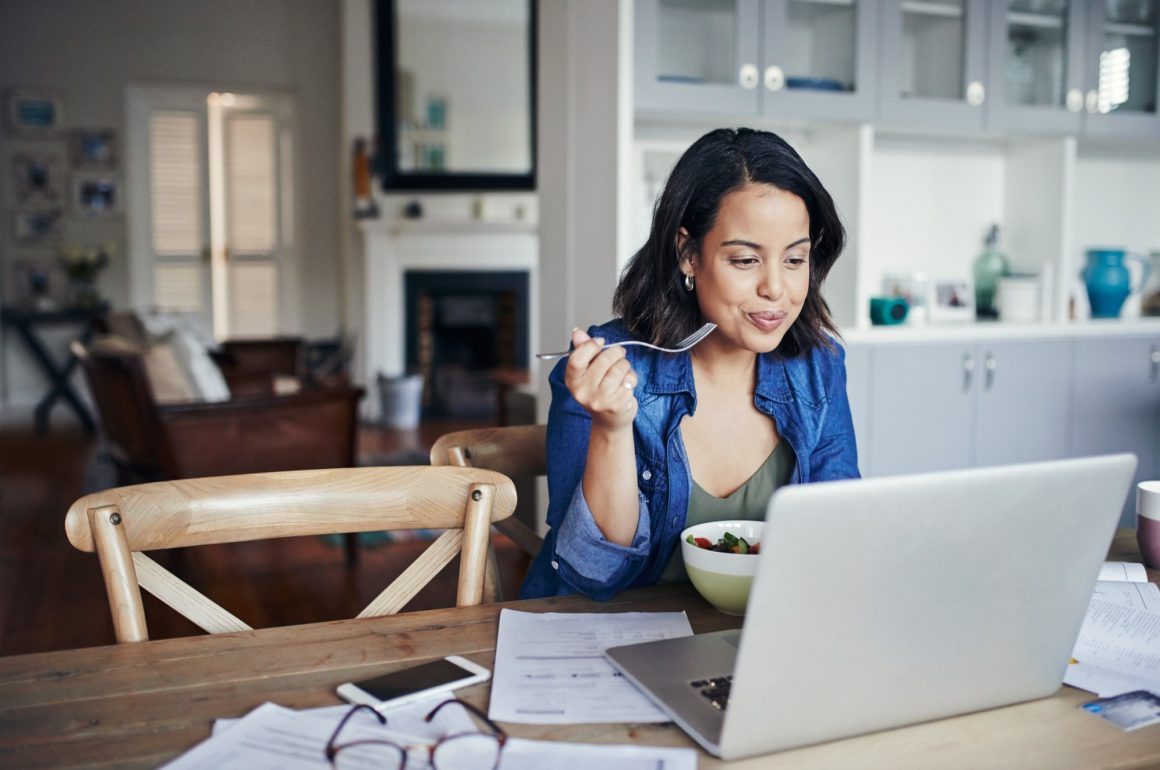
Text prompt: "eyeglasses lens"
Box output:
[[431, 733, 502, 770], [332, 741, 405, 770]]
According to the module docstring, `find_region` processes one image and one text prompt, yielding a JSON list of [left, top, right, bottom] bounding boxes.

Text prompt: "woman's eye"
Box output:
[[728, 257, 759, 267], [785, 255, 809, 267]]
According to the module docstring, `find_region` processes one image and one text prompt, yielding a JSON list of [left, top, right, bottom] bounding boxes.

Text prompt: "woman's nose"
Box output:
[[759, 265, 784, 300]]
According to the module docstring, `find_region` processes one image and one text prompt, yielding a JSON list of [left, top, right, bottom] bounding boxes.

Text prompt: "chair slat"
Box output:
[[132, 553, 252, 635], [357, 530, 464, 617]]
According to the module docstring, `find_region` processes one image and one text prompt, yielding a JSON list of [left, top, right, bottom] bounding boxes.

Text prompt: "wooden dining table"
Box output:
[[1, 530, 1157, 769]]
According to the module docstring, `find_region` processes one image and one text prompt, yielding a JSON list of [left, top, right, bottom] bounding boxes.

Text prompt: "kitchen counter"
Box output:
[[842, 317, 1160, 345]]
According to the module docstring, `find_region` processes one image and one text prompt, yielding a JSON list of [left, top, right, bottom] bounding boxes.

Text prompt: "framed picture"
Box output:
[[13, 153, 64, 203], [882, 271, 930, 324], [12, 208, 63, 244], [930, 279, 975, 323], [71, 171, 120, 218], [71, 129, 116, 169], [4, 88, 64, 136]]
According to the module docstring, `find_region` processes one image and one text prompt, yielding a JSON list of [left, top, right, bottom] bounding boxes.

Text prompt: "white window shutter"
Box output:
[[149, 112, 203, 257], [225, 115, 277, 255]]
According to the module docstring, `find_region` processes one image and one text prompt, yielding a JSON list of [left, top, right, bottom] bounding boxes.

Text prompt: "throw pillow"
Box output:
[[140, 312, 231, 402]]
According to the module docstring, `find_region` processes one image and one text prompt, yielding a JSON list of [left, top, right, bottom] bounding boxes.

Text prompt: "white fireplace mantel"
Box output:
[[360, 218, 539, 418]]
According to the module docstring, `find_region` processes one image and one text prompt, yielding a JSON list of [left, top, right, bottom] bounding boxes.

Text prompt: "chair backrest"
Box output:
[[429, 424, 546, 558], [211, 338, 304, 395], [65, 466, 517, 643], [72, 339, 175, 480]]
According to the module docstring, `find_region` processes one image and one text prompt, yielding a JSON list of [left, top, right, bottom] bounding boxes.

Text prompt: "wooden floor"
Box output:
[[0, 412, 530, 657]]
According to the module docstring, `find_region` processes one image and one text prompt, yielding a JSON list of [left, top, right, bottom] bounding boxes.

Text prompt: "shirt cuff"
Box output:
[[553, 482, 650, 583]]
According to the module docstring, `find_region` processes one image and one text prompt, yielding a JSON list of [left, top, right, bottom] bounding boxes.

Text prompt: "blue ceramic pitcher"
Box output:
[[1084, 249, 1153, 318]]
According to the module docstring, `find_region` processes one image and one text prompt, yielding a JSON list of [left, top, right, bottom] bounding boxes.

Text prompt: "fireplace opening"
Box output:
[[404, 270, 529, 418]]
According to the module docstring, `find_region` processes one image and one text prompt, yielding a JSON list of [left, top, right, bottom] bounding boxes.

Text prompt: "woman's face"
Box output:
[[680, 183, 811, 355]]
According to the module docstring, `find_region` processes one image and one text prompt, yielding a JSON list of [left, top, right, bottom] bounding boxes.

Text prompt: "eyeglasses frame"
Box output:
[[325, 698, 507, 770]]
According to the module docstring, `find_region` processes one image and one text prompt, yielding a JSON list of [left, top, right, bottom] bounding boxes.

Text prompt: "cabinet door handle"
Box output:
[[966, 81, 985, 106], [764, 65, 784, 92], [984, 352, 997, 391], [1151, 345, 1160, 382], [1066, 88, 1084, 112], [739, 64, 759, 90], [962, 353, 975, 392]]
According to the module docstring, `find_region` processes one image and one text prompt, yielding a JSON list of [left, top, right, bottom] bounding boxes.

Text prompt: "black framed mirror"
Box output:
[[376, 0, 537, 191]]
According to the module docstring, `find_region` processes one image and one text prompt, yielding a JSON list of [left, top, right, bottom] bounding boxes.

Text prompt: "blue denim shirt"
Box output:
[[519, 319, 860, 600]]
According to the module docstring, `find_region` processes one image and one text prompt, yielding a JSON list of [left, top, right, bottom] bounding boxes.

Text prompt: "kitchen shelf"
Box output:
[[1104, 21, 1156, 36]]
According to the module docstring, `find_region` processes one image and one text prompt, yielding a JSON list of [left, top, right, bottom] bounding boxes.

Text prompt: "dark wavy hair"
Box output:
[[613, 127, 845, 358]]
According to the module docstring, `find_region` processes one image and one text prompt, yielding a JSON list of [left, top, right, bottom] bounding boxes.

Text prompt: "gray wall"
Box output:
[[0, 0, 343, 406]]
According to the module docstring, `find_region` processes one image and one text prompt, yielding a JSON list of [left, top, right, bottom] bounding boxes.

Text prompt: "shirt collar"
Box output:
[[644, 348, 795, 405]]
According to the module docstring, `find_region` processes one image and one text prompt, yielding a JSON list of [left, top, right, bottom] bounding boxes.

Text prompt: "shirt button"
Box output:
[[550, 560, 559, 570], [641, 470, 652, 481]]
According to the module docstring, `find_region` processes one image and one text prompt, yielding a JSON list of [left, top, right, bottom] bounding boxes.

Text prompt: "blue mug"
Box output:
[[869, 296, 909, 325], [1084, 248, 1152, 318]]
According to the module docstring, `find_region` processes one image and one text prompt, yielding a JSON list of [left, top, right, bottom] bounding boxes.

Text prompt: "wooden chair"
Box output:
[[64, 466, 517, 643], [430, 424, 546, 600]]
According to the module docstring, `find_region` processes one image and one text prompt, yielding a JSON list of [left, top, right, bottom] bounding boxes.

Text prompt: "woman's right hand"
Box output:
[[564, 328, 638, 431]]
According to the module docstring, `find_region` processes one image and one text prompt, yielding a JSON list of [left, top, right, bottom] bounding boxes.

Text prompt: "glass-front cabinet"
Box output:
[[1083, 0, 1160, 136], [987, 0, 1086, 133], [986, 0, 1160, 136], [635, 0, 875, 121], [879, 0, 990, 130], [635, 0, 763, 115]]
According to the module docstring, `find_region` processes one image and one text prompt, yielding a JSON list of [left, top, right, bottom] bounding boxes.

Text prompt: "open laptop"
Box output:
[[604, 454, 1137, 760]]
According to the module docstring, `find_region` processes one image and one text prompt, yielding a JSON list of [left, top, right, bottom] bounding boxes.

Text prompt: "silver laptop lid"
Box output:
[[720, 454, 1136, 760]]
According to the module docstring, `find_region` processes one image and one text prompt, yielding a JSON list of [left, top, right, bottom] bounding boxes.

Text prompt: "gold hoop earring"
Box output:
[[683, 274, 695, 292]]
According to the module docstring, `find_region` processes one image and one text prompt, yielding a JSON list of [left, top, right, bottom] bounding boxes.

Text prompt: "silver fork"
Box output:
[[536, 322, 717, 361]]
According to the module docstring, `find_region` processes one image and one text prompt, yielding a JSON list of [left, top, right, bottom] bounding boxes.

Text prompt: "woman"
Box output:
[[521, 127, 859, 600]]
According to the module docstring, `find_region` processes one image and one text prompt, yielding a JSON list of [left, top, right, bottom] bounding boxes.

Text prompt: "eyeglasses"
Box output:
[[325, 699, 507, 770]]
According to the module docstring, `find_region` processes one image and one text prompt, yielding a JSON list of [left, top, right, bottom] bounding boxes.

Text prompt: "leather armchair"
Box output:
[[73, 340, 365, 562]]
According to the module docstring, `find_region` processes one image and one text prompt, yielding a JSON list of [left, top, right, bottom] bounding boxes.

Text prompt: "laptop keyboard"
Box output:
[[690, 675, 732, 710]]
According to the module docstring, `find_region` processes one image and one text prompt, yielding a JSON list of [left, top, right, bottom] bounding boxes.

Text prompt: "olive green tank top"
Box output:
[[659, 440, 795, 583]]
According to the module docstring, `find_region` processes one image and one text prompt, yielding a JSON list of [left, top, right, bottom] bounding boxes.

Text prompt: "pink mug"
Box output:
[[1138, 481, 1160, 570]]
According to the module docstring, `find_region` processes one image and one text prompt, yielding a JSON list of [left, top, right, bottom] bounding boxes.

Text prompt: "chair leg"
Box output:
[[344, 533, 359, 567]]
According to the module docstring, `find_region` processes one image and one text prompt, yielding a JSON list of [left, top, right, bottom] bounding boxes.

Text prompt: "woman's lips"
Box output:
[[747, 310, 787, 332]]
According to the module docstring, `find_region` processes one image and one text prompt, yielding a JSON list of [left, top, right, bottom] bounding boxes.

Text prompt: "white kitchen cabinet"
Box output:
[[864, 341, 975, 475], [857, 338, 1072, 477], [986, 0, 1160, 138], [842, 339, 872, 472], [1070, 335, 1160, 526], [878, 0, 990, 131], [634, 0, 877, 122]]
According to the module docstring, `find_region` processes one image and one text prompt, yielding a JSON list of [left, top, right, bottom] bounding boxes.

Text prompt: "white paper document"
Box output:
[[500, 738, 696, 769], [1065, 598, 1160, 697], [1099, 561, 1149, 583], [163, 702, 422, 769], [166, 700, 695, 770], [1092, 580, 1160, 612], [488, 609, 694, 724], [211, 700, 464, 738]]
